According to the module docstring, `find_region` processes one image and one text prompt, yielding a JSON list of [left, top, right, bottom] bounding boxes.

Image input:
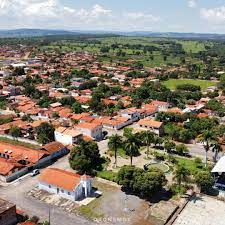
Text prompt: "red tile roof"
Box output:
[[38, 168, 90, 191]]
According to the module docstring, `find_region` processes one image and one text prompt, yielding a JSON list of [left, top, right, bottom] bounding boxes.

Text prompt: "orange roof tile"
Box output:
[[41, 142, 65, 154], [0, 160, 17, 176], [0, 142, 48, 165], [138, 119, 163, 128], [76, 122, 101, 130], [38, 168, 90, 191]]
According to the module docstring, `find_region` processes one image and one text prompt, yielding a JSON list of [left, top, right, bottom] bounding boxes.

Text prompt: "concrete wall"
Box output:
[[77, 126, 102, 140], [0, 134, 40, 146], [54, 132, 73, 145], [5, 148, 69, 182], [6, 167, 29, 182], [39, 182, 76, 201], [38, 179, 92, 201]]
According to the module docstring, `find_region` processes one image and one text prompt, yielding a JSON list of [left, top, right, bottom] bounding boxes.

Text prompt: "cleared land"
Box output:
[[173, 195, 225, 225], [162, 79, 217, 91]]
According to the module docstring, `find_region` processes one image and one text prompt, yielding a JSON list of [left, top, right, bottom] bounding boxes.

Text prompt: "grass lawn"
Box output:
[[162, 79, 217, 91], [152, 149, 205, 174], [79, 198, 104, 219], [108, 148, 128, 159], [97, 170, 117, 182], [175, 157, 200, 174]]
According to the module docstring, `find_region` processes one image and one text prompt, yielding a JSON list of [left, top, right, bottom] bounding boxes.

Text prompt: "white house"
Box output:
[[76, 122, 103, 140], [38, 168, 92, 201], [137, 118, 164, 136], [118, 108, 140, 123], [150, 100, 170, 112], [102, 116, 132, 130], [54, 127, 83, 145]]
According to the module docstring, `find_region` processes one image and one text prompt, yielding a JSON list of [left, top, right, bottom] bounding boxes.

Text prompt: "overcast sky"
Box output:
[[0, 0, 225, 33]]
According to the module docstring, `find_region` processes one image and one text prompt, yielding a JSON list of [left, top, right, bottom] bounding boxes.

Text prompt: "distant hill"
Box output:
[[0, 29, 225, 40], [119, 31, 225, 40], [0, 29, 78, 37]]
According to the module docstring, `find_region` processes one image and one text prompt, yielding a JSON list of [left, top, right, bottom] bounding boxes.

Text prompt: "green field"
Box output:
[[39, 37, 213, 67], [162, 79, 217, 91]]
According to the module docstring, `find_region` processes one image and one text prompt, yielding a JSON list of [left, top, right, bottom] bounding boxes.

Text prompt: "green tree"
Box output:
[[173, 164, 190, 190], [164, 140, 176, 153], [198, 130, 217, 167], [195, 171, 213, 193], [117, 165, 143, 190], [211, 141, 222, 163], [36, 122, 55, 144], [72, 101, 83, 114], [117, 166, 167, 198], [133, 168, 167, 197], [52, 112, 59, 118], [124, 133, 140, 166], [60, 96, 76, 106], [153, 136, 163, 147], [141, 131, 154, 158], [69, 140, 102, 175], [176, 144, 189, 156], [39, 221, 50, 225], [9, 126, 21, 139], [108, 134, 123, 167]]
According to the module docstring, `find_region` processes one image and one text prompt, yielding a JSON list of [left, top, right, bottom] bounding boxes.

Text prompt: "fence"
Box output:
[[0, 134, 40, 146]]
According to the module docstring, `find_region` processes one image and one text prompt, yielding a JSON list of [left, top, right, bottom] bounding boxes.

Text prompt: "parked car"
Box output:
[[30, 169, 40, 177]]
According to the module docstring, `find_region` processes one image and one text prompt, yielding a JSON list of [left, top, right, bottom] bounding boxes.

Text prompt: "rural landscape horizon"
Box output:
[[1, 1, 225, 225]]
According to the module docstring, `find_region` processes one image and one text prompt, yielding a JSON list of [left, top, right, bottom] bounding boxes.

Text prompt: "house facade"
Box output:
[[137, 119, 164, 136], [54, 127, 83, 145], [0, 141, 68, 182], [118, 108, 140, 123], [38, 168, 92, 201], [76, 122, 103, 140]]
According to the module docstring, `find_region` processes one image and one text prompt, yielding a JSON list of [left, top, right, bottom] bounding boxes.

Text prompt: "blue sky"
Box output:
[[0, 0, 225, 33]]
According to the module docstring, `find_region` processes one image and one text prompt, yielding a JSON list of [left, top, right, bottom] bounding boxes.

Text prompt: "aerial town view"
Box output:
[[1, 1, 225, 225]]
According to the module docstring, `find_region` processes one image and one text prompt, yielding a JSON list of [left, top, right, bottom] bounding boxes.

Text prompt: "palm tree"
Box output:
[[211, 141, 222, 163], [198, 130, 217, 167], [173, 164, 190, 190], [153, 136, 163, 148], [124, 133, 140, 166], [108, 134, 123, 167], [142, 131, 154, 158]]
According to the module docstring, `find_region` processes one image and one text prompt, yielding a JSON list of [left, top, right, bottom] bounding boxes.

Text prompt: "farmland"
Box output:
[[39, 36, 213, 67], [163, 79, 217, 91]]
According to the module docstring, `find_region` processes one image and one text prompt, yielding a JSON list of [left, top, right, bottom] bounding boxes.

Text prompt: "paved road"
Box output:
[[101, 128, 220, 161], [0, 157, 95, 225], [186, 143, 223, 160]]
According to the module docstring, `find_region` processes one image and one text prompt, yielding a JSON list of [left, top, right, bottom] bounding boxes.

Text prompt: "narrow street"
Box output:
[[0, 156, 95, 225]]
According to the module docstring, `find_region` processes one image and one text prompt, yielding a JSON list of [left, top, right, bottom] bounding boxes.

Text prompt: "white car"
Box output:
[[30, 169, 40, 177]]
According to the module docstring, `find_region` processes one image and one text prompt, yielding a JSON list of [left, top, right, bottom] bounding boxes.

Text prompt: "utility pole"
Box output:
[[48, 206, 51, 225]]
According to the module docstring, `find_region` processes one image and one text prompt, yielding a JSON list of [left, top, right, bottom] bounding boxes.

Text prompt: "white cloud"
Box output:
[[0, 0, 160, 30], [188, 0, 197, 8], [91, 4, 112, 17], [201, 5, 225, 24], [124, 12, 160, 22]]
